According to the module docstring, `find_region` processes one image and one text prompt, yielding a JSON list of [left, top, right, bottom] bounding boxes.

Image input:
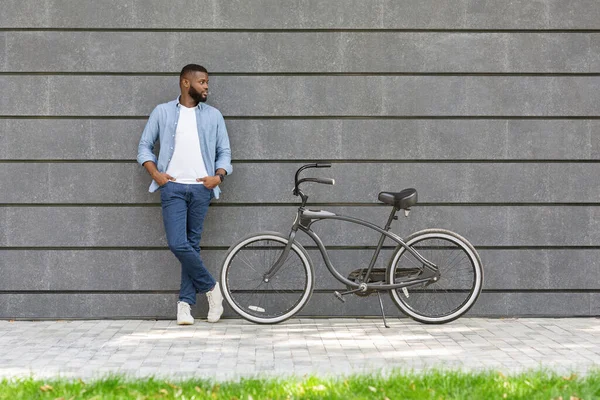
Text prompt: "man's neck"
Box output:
[[179, 94, 199, 108]]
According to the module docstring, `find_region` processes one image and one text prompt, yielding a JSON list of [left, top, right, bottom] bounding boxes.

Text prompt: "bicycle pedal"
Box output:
[[334, 291, 346, 303]]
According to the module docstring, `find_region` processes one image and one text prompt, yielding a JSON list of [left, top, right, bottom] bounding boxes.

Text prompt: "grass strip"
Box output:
[[1, 369, 599, 399]]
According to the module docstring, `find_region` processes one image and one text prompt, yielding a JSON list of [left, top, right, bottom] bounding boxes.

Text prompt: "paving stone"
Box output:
[[0, 318, 599, 380]]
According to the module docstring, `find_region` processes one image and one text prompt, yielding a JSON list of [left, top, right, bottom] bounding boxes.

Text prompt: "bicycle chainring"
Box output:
[[346, 268, 386, 296]]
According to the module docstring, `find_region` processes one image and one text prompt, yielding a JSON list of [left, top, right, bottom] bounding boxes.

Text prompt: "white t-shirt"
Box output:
[[165, 106, 209, 184]]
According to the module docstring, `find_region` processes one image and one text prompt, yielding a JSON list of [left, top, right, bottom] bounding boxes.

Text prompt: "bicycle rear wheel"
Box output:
[[220, 231, 315, 324], [387, 229, 483, 324]]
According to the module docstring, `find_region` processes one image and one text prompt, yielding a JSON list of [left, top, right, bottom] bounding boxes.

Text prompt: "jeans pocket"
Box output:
[[203, 184, 215, 199]]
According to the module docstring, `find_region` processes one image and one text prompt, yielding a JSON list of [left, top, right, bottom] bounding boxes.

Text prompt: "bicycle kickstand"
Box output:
[[377, 291, 390, 329]]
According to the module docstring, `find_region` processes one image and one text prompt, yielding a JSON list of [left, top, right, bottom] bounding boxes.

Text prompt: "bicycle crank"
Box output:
[[334, 283, 368, 303], [345, 268, 386, 296]]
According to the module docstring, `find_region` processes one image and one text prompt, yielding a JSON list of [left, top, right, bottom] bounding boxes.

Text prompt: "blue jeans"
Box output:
[[160, 182, 215, 305]]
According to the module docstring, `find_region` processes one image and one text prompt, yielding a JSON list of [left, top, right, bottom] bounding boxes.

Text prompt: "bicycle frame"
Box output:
[[264, 206, 440, 291]]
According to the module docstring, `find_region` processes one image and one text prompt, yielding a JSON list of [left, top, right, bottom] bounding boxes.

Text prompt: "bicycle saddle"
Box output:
[[378, 188, 418, 210]]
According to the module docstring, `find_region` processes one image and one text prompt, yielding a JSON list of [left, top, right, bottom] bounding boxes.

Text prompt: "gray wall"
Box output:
[[1, 0, 599, 319]]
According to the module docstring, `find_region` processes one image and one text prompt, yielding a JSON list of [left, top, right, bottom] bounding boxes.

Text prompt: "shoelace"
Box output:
[[206, 291, 216, 308], [179, 302, 191, 314]]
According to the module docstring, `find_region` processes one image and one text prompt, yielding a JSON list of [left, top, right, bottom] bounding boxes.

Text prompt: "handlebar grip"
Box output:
[[316, 178, 335, 185], [315, 163, 331, 168]]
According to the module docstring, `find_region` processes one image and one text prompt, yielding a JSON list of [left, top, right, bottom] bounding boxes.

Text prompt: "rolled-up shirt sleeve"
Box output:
[[137, 106, 160, 166], [214, 112, 233, 175]]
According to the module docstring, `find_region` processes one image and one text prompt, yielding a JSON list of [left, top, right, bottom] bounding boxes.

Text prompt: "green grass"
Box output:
[[1, 369, 599, 399]]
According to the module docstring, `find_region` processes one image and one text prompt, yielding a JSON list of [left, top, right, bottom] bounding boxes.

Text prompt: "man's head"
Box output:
[[180, 64, 209, 104]]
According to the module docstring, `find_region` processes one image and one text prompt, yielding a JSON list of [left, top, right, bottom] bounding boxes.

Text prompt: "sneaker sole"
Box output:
[[177, 320, 195, 325]]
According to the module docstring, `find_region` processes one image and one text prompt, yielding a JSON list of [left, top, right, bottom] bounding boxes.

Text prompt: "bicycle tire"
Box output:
[[387, 229, 483, 324], [220, 231, 315, 324]]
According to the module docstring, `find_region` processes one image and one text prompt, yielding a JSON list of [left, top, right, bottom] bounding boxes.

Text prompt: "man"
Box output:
[[137, 64, 232, 325]]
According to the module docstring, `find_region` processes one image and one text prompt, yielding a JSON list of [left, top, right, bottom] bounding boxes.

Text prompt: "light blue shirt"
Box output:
[[137, 97, 232, 199]]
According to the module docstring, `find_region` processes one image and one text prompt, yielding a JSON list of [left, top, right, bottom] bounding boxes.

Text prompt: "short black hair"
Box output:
[[180, 64, 208, 80]]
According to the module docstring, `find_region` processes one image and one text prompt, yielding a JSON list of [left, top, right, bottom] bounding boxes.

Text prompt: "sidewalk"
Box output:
[[0, 318, 598, 381]]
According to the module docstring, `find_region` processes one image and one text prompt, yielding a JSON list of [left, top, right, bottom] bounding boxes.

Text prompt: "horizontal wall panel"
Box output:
[[0, 249, 182, 291], [302, 292, 596, 318], [2, 76, 600, 117], [2, 0, 599, 29], [482, 249, 600, 291], [1, 119, 143, 160], [0, 292, 595, 319], [3, 162, 600, 204], [3, 32, 597, 73], [3, 119, 598, 161], [2, 206, 599, 247], [2, 249, 600, 291], [470, 292, 596, 317]]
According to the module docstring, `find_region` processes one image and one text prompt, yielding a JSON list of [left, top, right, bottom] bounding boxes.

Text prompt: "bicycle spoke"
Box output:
[[237, 251, 261, 274], [443, 250, 465, 272], [439, 256, 470, 280]]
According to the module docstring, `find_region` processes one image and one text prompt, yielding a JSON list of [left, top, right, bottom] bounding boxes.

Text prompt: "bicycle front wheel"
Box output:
[[387, 229, 483, 324], [220, 231, 315, 324]]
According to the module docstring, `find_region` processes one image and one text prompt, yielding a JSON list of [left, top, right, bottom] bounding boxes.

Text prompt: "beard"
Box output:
[[188, 86, 207, 103]]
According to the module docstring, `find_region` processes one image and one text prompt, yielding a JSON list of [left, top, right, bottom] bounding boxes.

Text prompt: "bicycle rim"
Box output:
[[221, 234, 314, 324], [388, 230, 483, 324]]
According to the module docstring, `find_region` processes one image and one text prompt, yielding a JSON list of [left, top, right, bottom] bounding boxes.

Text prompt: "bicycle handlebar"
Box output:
[[293, 163, 334, 197], [315, 177, 335, 185], [298, 177, 335, 186]]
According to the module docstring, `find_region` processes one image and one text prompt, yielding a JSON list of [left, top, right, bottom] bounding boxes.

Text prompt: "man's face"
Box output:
[[187, 71, 209, 103]]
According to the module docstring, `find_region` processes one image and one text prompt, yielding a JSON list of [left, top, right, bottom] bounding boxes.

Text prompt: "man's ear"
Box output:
[[182, 78, 189, 88]]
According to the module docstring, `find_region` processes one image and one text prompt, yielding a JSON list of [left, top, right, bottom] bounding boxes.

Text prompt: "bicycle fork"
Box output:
[[263, 228, 298, 282]]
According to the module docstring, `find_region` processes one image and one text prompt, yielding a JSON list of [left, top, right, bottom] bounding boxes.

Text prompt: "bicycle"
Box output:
[[220, 163, 483, 326]]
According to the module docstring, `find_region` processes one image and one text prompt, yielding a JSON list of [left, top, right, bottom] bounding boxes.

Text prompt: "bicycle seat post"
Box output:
[[358, 206, 399, 288], [373, 206, 399, 255], [384, 207, 399, 231]]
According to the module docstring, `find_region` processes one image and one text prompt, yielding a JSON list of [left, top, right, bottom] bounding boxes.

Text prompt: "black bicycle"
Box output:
[[220, 163, 483, 325]]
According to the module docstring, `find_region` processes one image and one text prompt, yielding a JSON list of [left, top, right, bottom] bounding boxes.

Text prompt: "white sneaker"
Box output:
[[206, 283, 224, 323], [177, 301, 194, 325]]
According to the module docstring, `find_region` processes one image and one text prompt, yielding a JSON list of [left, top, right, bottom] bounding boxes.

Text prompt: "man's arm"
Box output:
[[214, 112, 233, 175], [143, 160, 174, 187], [137, 107, 159, 166], [137, 106, 174, 186], [196, 112, 232, 189]]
